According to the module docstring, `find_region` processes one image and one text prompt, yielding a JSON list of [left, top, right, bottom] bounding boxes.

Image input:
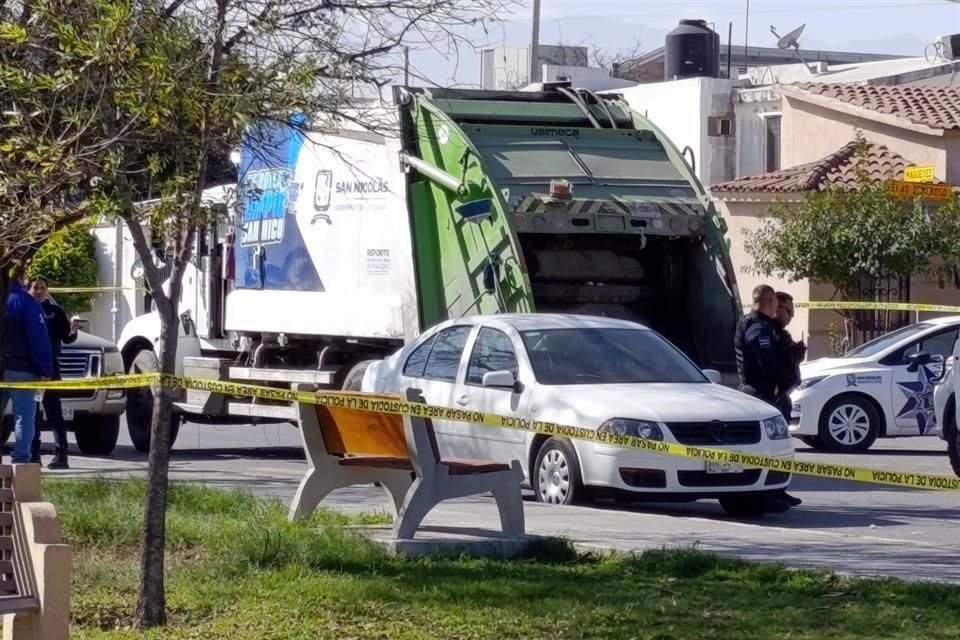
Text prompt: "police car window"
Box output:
[[402, 334, 438, 378], [466, 328, 518, 386], [845, 323, 935, 359], [423, 326, 471, 382], [917, 328, 958, 359]]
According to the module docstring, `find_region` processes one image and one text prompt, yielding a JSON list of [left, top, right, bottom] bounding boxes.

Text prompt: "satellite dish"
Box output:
[[773, 23, 806, 51]]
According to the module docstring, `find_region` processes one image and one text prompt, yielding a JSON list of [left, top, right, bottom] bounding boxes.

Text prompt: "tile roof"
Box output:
[[711, 141, 919, 193], [791, 84, 960, 131]]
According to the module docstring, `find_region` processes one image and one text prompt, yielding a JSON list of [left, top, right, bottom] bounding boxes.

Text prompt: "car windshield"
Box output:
[[519, 328, 707, 385], [843, 322, 935, 359]]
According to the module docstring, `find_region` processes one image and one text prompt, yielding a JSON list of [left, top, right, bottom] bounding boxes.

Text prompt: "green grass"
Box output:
[[37, 478, 960, 639]]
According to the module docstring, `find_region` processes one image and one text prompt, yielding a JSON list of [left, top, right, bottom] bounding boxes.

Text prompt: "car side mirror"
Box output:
[[482, 370, 521, 392], [906, 351, 932, 373], [702, 368, 723, 384]]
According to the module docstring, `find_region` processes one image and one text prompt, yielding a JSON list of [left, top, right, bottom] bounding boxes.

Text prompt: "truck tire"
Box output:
[[126, 350, 182, 453], [342, 360, 377, 391], [73, 415, 121, 456]]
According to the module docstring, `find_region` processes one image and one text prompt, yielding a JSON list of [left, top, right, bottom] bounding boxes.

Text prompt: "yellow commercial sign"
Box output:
[[888, 180, 952, 201], [904, 165, 935, 183]]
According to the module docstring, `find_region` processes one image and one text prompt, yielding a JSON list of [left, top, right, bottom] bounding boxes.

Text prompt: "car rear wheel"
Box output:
[[126, 349, 181, 453], [533, 437, 584, 506], [719, 491, 778, 518], [819, 395, 880, 453], [342, 360, 376, 392], [73, 415, 121, 456]]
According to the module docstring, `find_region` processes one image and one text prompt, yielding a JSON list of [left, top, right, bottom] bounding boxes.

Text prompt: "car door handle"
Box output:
[[456, 395, 469, 406]]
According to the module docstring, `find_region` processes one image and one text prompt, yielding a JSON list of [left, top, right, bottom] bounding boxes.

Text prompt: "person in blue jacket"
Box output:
[[3, 269, 53, 463]]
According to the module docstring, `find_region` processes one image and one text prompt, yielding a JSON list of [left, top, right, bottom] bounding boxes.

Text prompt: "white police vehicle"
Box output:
[[790, 316, 960, 452]]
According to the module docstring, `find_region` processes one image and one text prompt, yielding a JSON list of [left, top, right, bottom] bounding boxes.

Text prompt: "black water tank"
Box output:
[[664, 19, 720, 81]]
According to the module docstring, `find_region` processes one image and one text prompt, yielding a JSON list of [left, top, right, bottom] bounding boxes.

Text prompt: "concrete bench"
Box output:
[[289, 386, 525, 540], [0, 465, 70, 640]]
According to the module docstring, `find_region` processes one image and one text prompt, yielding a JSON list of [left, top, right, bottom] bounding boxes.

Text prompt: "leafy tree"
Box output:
[[2, 0, 510, 628], [27, 221, 99, 315], [745, 135, 957, 345]]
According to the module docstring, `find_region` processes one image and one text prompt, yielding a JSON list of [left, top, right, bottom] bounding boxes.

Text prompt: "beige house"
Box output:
[[711, 83, 960, 359]]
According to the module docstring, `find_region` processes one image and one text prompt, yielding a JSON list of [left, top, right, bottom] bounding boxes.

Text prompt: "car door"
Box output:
[[886, 326, 959, 434], [395, 324, 475, 453], [450, 326, 531, 464]]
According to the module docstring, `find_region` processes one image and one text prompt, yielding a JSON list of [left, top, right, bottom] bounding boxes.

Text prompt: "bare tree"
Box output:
[[4, 0, 514, 628]]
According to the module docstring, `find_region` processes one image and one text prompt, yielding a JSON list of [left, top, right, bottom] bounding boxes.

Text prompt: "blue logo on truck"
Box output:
[[236, 121, 323, 292]]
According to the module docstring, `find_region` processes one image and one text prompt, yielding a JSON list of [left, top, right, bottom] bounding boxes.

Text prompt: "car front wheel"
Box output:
[[73, 415, 121, 456], [533, 437, 584, 505], [719, 491, 778, 518], [819, 395, 880, 452]]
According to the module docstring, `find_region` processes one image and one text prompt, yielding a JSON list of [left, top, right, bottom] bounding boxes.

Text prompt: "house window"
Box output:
[[765, 114, 782, 172], [707, 116, 733, 137]]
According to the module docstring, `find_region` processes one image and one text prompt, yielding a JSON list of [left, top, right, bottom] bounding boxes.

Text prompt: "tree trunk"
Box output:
[[133, 303, 179, 628]]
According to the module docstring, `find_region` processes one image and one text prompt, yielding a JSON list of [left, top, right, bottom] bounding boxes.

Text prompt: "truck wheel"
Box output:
[[818, 395, 880, 453], [342, 360, 376, 391], [73, 415, 121, 456], [719, 491, 778, 518], [126, 349, 182, 454]]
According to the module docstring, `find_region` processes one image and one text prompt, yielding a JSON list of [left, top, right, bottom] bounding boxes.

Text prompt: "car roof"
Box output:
[[447, 313, 650, 333], [922, 315, 960, 327]]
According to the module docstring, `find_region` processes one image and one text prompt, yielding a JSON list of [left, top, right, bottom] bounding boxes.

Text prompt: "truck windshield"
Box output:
[[519, 328, 707, 385]]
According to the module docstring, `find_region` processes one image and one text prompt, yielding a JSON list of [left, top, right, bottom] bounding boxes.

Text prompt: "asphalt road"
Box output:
[[29, 417, 960, 583]]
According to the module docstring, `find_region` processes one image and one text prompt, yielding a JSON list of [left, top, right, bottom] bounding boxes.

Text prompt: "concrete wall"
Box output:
[[781, 95, 954, 180], [718, 196, 960, 360], [716, 199, 811, 343], [541, 64, 635, 91], [615, 77, 740, 188], [734, 87, 780, 177]]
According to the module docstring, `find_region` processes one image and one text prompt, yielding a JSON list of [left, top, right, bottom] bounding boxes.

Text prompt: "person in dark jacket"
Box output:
[[734, 284, 800, 512], [2, 270, 53, 463], [774, 291, 806, 420], [28, 278, 78, 469]]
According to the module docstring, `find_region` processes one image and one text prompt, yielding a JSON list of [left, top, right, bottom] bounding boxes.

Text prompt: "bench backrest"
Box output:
[[315, 404, 436, 459]]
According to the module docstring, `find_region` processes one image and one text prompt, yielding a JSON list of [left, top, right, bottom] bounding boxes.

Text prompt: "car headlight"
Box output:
[[597, 418, 663, 440], [798, 376, 826, 390], [762, 415, 789, 440]]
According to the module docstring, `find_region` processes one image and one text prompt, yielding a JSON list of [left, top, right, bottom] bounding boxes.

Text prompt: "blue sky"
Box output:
[[408, 0, 960, 87]]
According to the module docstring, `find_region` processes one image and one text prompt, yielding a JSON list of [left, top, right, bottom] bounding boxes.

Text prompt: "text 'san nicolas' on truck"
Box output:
[[117, 82, 742, 452]]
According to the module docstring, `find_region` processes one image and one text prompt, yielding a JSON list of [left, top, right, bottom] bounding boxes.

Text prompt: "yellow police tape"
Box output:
[[2, 373, 959, 492], [798, 301, 960, 313]]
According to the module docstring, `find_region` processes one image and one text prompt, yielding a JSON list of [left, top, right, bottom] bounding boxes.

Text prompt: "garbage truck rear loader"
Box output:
[[117, 83, 742, 451]]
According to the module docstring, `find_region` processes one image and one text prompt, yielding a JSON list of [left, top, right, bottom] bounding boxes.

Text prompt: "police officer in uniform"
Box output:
[[734, 284, 800, 511]]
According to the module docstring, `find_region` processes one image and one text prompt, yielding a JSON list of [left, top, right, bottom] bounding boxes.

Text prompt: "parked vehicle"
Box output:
[[790, 316, 960, 452], [934, 336, 960, 476], [118, 82, 743, 453], [361, 313, 795, 517], [2, 330, 127, 455]]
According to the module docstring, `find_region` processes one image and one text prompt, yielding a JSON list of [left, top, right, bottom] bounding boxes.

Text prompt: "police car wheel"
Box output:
[[944, 404, 960, 477], [818, 395, 880, 453]]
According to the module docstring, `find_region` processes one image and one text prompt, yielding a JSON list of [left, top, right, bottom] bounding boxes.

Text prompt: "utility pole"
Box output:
[[530, 0, 541, 84], [743, 0, 750, 71]]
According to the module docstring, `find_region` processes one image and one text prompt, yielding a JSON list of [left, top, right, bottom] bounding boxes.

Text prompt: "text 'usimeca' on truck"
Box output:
[[117, 81, 742, 452]]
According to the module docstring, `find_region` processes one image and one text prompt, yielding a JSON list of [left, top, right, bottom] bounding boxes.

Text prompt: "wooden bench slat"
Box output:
[[0, 513, 12, 528], [0, 467, 13, 480], [338, 456, 414, 470], [442, 459, 512, 475], [0, 537, 12, 551], [0, 488, 13, 503]]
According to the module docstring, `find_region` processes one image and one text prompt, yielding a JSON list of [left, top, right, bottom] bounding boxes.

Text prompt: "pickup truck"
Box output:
[[2, 330, 127, 455]]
